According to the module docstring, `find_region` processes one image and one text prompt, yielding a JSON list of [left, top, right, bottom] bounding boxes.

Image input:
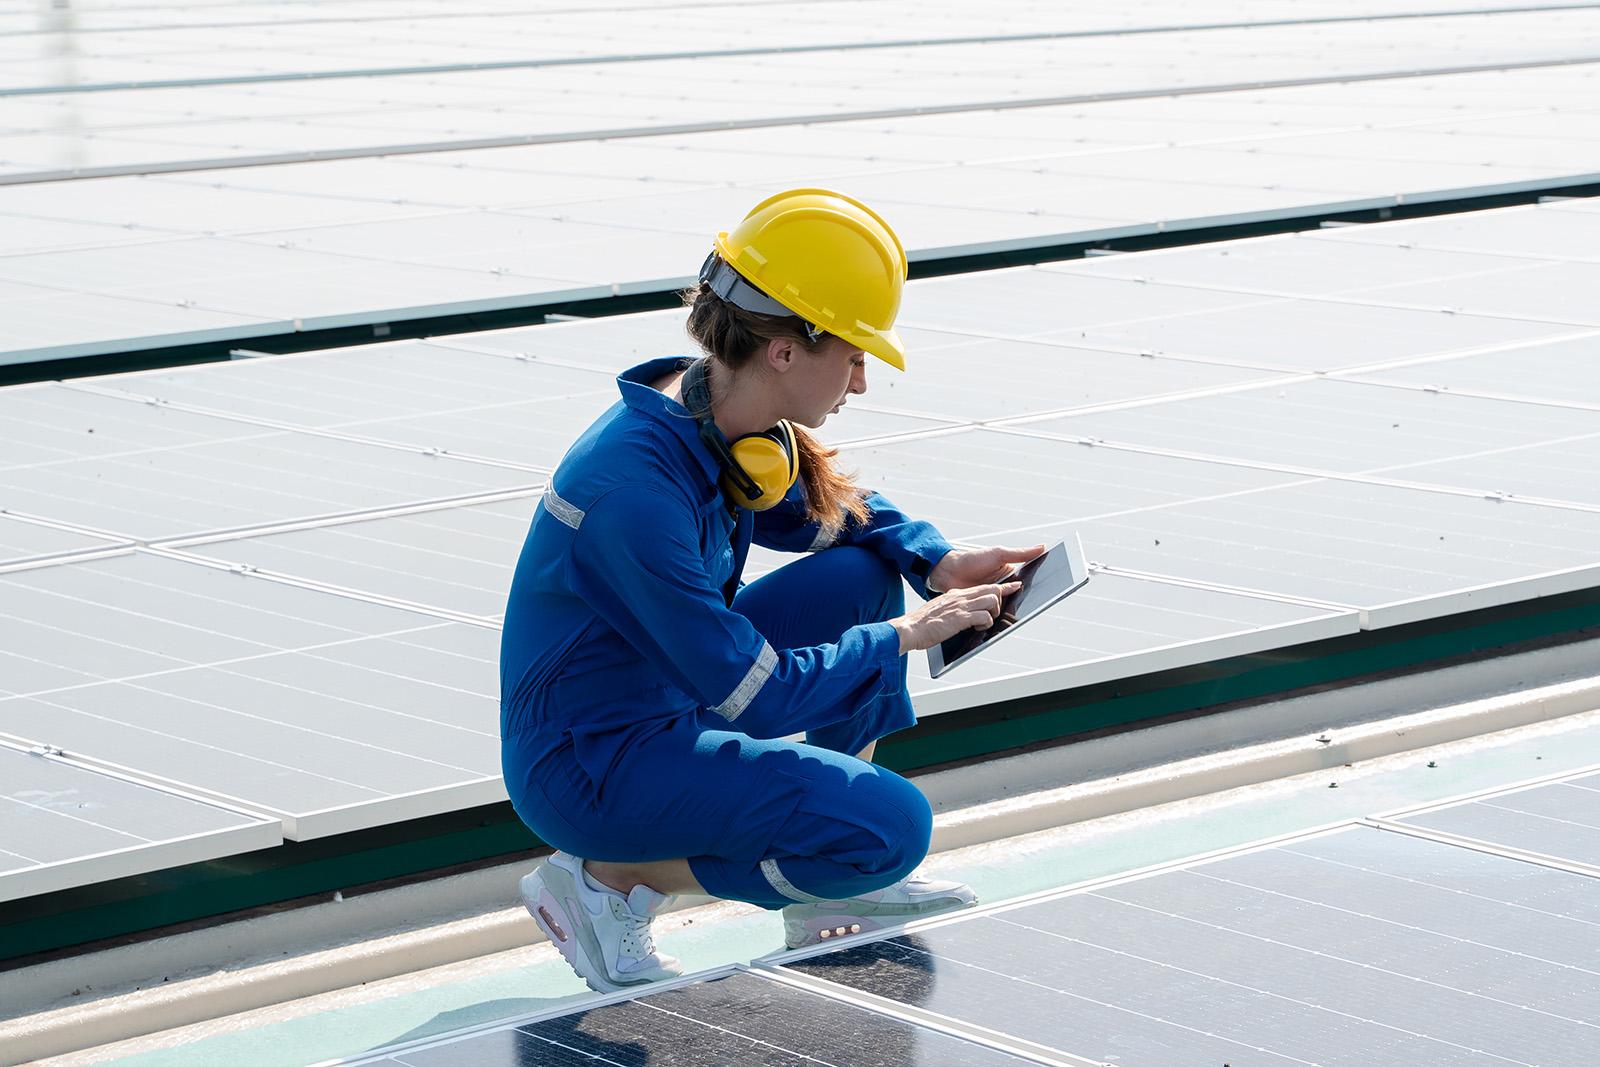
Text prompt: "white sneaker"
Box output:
[[520, 851, 683, 993], [782, 872, 978, 949]]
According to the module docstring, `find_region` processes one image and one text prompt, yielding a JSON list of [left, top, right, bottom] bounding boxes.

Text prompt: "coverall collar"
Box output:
[[618, 356, 724, 487]]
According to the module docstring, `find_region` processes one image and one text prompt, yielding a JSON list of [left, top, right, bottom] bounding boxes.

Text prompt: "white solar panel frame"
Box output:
[[0, 549, 506, 839], [4, 47, 1600, 365], [1370, 761, 1600, 878], [0, 736, 280, 902]]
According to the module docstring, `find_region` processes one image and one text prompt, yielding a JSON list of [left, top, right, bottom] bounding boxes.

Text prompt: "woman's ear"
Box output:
[[764, 336, 798, 374]]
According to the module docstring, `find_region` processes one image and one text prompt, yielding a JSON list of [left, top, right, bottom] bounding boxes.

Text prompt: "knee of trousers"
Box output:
[[860, 774, 934, 881], [826, 546, 904, 623]]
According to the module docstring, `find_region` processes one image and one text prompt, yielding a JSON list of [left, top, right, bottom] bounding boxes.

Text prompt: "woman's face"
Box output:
[[788, 335, 869, 429]]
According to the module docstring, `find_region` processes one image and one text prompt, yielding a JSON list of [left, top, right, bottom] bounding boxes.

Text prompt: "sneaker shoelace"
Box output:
[[609, 897, 661, 963]]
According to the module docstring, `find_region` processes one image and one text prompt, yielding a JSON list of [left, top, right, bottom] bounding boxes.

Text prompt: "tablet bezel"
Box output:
[[926, 534, 1090, 679]]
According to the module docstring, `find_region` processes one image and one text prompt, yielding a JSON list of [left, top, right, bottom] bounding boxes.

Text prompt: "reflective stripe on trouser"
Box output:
[[503, 546, 930, 909]]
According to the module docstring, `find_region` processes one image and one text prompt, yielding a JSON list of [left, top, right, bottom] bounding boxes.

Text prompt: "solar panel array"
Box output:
[[4, 197, 1597, 901], [5, 2, 1600, 365], [7, 0, 1593, 94], [335, 763, 1600, 1066], [1378, 766, 1600, 873]]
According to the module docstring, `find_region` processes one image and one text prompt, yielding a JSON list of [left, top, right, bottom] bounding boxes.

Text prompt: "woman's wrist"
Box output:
[[891, 617, 914, 656]]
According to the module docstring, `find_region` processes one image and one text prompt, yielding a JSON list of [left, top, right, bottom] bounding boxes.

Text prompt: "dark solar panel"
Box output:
[[386, 972, 1042, 1067], [1394, 773, 1600, 870], [783, 826, 1600, 1067]]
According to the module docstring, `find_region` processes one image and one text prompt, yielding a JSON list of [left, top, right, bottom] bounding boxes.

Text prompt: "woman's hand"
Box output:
[[926, 543, 1047, 595], [891, 580, 1023, 655]]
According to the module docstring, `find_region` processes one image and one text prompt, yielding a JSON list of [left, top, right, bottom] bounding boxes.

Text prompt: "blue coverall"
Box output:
[[500, 356, 954, 909]]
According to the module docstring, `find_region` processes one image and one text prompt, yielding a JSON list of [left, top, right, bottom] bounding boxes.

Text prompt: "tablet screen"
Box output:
[[928, 536, 1089, 678]]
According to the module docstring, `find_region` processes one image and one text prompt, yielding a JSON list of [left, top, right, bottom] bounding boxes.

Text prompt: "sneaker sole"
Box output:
[[521, 866, 656, 995], [784, 894, 978, 950]]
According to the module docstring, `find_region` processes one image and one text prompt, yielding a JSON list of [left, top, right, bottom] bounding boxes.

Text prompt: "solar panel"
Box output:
[[0, 388, 538, 541], [75, 343, 619, 430], [1025, 281, 1578, 373], [5, 41, 1600, 367], [0, 739, 278, 901], [1310, 200, 1600, 262], [808, 329, 1289, 423], [340, 769, 1600, 1067], [0, 552, 502, 837], [7, 186, 1600, 901], [1003, 377, 1598, 477], [1043, 233, 1543, 296], [0, 513, 126, 569], [1011, 477, 1600, 627], [1380, 766, 1600, 873], [1342, 332, 1600, 407], [165, 496, 539, 622], [362, 969, 1051, 1067], [776, 824, 1600, 1067]]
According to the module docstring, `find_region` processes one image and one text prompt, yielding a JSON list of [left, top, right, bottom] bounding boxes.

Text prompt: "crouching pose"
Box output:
[[499, 188, 1044, 993]]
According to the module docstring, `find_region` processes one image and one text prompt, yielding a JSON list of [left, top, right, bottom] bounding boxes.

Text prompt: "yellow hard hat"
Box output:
[[702, 188, 909, 370]]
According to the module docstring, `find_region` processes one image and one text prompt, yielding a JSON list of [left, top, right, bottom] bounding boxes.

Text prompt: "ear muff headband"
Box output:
[[680, 358, 799, 511]]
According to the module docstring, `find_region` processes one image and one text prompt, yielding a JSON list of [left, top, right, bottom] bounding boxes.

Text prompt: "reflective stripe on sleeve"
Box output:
[[709, 641, 777, 721], [543, 487, 585, 530], [761, 858, 831, 903]]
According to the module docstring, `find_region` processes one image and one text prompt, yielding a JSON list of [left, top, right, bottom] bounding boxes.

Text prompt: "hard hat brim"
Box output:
[[853, 326, 906, 371]]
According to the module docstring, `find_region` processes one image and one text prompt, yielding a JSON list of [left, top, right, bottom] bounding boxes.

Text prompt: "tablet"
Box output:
[[927, 535, 1090, 679]]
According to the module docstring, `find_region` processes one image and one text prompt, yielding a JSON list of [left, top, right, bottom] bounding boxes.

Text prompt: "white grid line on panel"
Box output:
[[973, 476, 1322, 539], [900, 314, 1600, 383], [2, 790, 153, 848], [983, 905, 1577, 1057], [0, 736, 277, 825], [1, 653, 504, 837], [14, 549, 501, 694], [750, 966, 1103, 1067], [0, 508, 133, 544], [0, 435, 538, 541], [0, 700, 395, 821], [129, 481, 544, 550], [910, 612, 1359, 718], [28, 6, 1600, 98], [771, 820, 1372, 967], [316, 963, 754, 1067], [1310, 232, 1600, 267], [1369, 809, 1600, 881], [1374, 760, 1600, 821], [109, 665, 498, 763], [1263, 822, 1600, 917], [1088, 563, 1354, 612], [1, 407, 289, 476], [1173, 837, 1600, 969], [1058, 886, 1600, 1026], [147, 486, 543, 551], [0, 545, 135, 575], [0, 609, 454, 707], [1039, 256, 1600, 329], [985, 422, 1600, 515], [14, 54, 1600, 186], [0, 818, 282, 904], [977, 369, 1321, 425], [146, 546, 503, 629], [0, 551, 416, 662], [1330, 371, 1600, 416], [56, 380, 566, 475]]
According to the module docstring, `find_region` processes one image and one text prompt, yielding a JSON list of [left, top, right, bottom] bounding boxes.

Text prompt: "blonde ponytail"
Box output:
[[791, 424, 872, 543]]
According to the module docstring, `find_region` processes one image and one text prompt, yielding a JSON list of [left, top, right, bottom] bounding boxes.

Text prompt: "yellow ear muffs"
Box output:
[[722, 419, 798, 511]]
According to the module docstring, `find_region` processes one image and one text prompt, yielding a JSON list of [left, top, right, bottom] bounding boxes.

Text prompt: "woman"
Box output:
[[500, 188, 1045, 994]]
